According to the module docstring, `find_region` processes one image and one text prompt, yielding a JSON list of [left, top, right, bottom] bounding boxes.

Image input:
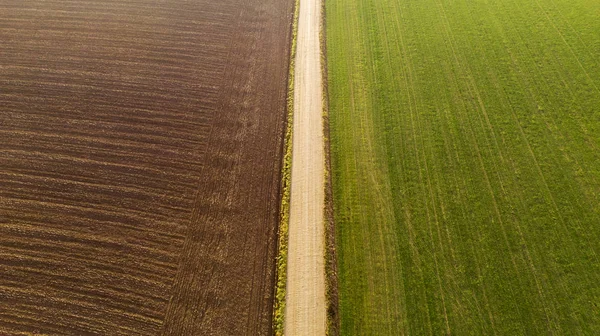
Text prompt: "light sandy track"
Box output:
[[284, 0, 326, 333]]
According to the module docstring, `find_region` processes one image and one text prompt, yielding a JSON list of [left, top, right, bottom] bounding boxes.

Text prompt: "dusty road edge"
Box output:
[[273, 0, 299, 334], [320, 0, 340, 333], [284, 0, 327, 333]]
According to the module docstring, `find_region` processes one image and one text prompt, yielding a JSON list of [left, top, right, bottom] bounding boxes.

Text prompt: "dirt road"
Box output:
[[285, 0, 326, 333]]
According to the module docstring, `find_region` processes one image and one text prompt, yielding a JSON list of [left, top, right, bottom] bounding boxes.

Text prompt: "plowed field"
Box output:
[[0, 0, 293, 335]]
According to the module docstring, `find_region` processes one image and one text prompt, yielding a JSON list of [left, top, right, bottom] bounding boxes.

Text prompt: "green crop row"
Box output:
[[326, 0, 600, 334]]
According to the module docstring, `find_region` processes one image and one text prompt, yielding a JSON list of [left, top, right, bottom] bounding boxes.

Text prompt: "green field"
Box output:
[[326, 0, 600, 333]]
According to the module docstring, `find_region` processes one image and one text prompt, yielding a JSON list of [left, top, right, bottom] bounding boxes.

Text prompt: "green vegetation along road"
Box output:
[[326, 0, 600, 334]]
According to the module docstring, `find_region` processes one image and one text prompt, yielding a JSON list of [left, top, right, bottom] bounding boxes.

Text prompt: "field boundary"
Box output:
[[320, 0, 340, 334], [273, 0, 300, 334], [284, 0, 327, 332]]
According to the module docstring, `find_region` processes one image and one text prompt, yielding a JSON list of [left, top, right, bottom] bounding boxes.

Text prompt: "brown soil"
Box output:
[[0, 0, 293, 335]]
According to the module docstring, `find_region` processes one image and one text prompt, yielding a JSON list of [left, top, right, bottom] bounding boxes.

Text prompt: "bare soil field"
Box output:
[[0, 0, 293, 335]]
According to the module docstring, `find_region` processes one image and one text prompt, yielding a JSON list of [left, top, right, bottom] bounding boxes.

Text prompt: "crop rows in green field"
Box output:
[[326, 0, 600, 334]]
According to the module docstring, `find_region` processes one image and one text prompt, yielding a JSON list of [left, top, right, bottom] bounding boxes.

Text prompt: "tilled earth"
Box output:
[[0, 0, 293, 334]]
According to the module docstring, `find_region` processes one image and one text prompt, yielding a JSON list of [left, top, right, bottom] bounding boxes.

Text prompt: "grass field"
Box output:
[[326, 0, 600, 333]]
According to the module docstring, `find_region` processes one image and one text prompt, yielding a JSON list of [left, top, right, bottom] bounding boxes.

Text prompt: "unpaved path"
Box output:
[[284, 0, 326, 333]]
